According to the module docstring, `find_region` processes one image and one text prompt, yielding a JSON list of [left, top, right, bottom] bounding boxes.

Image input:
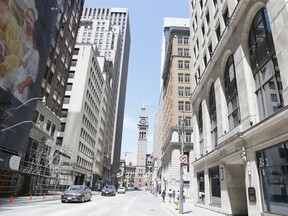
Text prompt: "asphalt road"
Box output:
[[0, 190, 173, 216]]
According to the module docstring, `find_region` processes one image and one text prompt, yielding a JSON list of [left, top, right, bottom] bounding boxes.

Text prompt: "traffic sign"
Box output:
[[179, 155, 187, 164]]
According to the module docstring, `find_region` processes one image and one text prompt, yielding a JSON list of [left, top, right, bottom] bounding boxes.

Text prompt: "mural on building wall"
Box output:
[[0, 0, 58, 169]]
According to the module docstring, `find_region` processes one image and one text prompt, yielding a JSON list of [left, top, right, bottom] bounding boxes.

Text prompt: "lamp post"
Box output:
[[179, 115, 185, 214]]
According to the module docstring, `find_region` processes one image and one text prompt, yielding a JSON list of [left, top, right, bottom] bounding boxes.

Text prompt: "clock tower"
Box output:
[[135, 104, 149, 188]]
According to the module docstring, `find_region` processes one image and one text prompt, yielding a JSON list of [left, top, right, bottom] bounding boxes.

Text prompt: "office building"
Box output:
[[189, 0, 288, 215], [77, 7, 131, 179], [154, 18, 193, 196]]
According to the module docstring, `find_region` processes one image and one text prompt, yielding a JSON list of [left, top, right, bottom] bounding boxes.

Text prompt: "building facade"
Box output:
[[0, 0, 84, 196], [155, 18, 194, 197], [189, 0, 288, 215], [78, 7, 131, 178]]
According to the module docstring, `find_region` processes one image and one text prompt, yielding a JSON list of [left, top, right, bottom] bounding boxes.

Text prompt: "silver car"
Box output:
[[101, 185, 116, 196], [61, 185, 92, 203]]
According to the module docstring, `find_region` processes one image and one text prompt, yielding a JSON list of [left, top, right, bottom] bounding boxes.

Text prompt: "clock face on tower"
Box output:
[[140, 118, 146, 125]]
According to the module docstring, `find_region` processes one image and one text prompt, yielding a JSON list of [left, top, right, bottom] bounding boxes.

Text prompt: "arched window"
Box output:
[[224, 55, 240, 129], [248, 8, 283, 120], [209, 84, 217, 148], [198, 103, 204, 156], [198, 103, 203, 133]]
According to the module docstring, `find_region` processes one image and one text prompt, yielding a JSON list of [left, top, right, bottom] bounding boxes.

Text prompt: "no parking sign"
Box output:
[[179, 155, 187, 164]]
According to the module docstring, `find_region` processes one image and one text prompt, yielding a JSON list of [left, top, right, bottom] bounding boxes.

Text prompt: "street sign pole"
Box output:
[[179, 115, 185, 214]]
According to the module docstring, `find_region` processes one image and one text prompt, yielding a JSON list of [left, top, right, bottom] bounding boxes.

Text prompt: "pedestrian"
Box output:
[[176, 190, 180, 201], [161, 190, 166, 202], [183, 190, 185, 203], [172, 190, 175, 202], [168, 189, 172, 203]]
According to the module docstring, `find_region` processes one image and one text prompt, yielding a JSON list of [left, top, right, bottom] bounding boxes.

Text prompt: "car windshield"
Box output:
[[68, 186, 83, 191]]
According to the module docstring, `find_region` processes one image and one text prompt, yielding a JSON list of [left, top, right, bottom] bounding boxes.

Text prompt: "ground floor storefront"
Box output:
[[193, 111, 288, 216]]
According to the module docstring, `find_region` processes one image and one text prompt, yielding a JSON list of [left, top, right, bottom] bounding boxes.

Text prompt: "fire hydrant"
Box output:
[[175, 200, 179, 210]]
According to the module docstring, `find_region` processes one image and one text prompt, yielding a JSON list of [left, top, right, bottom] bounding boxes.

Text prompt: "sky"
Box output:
[[84, 0, 189, 154]]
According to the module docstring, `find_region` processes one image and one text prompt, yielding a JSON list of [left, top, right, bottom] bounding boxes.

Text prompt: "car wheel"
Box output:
[[81, 196, 85, 203], [61, 200, 65, 203]]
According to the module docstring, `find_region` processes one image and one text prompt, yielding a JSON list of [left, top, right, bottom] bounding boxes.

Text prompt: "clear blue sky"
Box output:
[[84, 0, 189, 154]]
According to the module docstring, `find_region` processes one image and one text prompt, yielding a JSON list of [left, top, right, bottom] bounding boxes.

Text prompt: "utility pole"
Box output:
[[179, 115, 185, 214]]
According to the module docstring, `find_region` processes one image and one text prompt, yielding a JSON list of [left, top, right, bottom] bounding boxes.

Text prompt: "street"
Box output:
[[0, 191, 173, 216]]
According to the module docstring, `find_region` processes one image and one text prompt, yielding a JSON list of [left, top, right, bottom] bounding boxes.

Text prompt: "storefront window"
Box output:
[[256, 142, 288, 215], [197, 171, 205, 202], [209, 166, 221, 204]]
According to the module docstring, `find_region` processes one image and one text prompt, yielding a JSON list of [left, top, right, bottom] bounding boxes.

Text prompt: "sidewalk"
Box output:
[[152, 192, 226, 216]]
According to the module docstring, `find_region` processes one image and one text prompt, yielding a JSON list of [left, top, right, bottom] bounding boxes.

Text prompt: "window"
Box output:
[[184, 49, 189, 56], [178, 48, 183, 56], [61, 109, 68, 118], [64, 96, 70, 104], [185, 87, 190, 96], [184, 37, 189, 45], [60, 123, 66, 132], [185, 117, 191, 127], [178, 60, 184, 69], [178, 87, 184, 96], [184, 61, 190, 69], [178, 101, 184, 111], [71, 59, 77, 67], [224, 55, 240, 129], [46, 120, 51, 132], [209, 166, 221, 204], [51, 124, 56, 137], [66, 83, 73, 91], [178, 36, 183, 44], [248, 8, 283, 120], [256, 142, 288, 215], [73, 48, 79, 55], [178, 74, 184, 82], [185, 102, 191, 112], [69, 71, 75, 78], [184, 74, 190, 83], [209, 84, 218, 149]]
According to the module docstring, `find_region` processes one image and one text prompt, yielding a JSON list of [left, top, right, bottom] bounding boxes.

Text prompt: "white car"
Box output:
[[117, 187, 126, 194]]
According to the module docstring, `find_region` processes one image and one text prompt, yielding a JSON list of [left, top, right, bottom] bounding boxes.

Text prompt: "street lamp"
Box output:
[[179, 114, 185, 214]]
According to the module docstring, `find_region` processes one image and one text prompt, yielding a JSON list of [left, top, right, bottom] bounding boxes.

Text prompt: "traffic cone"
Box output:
[[29, 195, 32, 200], [43, 194, 45, 199], [9, 196, 13, 203]]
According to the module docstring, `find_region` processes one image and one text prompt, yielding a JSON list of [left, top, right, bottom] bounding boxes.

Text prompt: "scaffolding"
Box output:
[[20, 139, 73, 195]]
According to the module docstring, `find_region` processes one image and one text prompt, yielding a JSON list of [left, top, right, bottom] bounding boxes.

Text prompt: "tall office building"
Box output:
[[73, 7, 131, 182], [57, 44, 114, 188], [0, 0, 84, 195], [189, 0, 288, 215], [154, 18, 193, 195]]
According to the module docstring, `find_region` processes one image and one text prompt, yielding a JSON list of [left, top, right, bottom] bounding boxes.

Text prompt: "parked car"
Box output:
[[61, 185, 92, 203], [101, 185, 116, 196], [117, 186, 126, 194]]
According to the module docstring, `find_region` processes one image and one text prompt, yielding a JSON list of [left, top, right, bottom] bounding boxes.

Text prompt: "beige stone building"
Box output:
[[155, 18, 194, 196], [189, 0, 288, 215]]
